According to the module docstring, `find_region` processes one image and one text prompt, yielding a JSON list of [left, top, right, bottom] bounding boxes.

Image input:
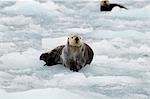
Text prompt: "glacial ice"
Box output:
[[0, 0, 150, 99]]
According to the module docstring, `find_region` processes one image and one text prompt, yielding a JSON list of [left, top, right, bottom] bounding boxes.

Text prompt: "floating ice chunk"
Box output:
[[0, 15, 33, 27], [87, 30, 147, 40], [0, 42, 17, 55], [34, 0, 47, 3], [66, 27, 93, 34], [0, 48, 42, 69], [0, 15, 48, 35], [111, 5, 150, 18], [111, 6, 126, 12], [2, 0, 62, 17], [49, 73, 87, 87], [126, 44, 150, 54], [0, 0, 16, 8], [0, 71, 14, 79], [42, 36, 67, 49], [92, 40, 118, 56], [87, 76, 141, 85], [0, 88, 87, 99], [0, 25, 9, 32]]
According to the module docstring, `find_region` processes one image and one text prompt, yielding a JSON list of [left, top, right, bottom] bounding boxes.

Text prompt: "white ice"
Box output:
[[0, 0, 150, 99]]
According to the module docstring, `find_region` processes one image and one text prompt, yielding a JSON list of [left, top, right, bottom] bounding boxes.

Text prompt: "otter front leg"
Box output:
[[70, 65, 79, 72], [70, 59, 84, 72], [64, 59, 79, 72], [74, 57, 86, 71]]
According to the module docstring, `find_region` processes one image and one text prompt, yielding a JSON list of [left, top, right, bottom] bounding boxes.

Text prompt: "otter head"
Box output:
[[67, 34, 83, 47], [101, 0, 109, 6]]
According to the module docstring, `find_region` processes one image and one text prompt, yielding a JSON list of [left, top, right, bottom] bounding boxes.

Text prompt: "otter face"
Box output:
[[101, 0, 109, 6], [68, 34, 83, 47]]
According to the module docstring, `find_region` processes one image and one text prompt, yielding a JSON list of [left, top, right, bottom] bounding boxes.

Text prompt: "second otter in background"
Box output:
[[100, 0, 127, 11]]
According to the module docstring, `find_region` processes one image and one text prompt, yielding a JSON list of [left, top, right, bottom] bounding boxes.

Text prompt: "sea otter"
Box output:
[[61, 34, 94, 72], [100, 0, 127, 11], [40, 34, 94, 72]]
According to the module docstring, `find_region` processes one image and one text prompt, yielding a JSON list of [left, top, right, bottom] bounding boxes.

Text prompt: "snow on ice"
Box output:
[[0, 0, 150, 99]]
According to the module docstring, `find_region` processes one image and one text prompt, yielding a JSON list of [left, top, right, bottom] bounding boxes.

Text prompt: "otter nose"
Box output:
[[75, 37, 79, 42]]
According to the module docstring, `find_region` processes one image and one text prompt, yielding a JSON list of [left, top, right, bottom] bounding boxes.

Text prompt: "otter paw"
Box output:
[[70, 66, 79, 72]]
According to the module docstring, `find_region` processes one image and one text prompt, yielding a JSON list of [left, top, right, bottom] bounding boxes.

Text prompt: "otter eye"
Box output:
[[72, 37, 73, 39], [68, 38, 69, 39]]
